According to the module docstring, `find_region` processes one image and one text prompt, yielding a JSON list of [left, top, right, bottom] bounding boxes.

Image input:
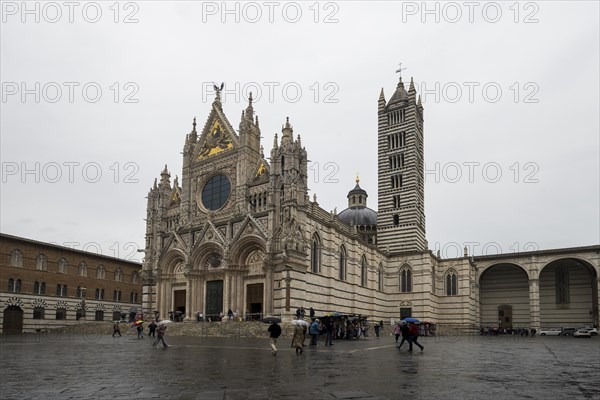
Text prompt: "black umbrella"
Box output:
[[260, 316, 282, 324]]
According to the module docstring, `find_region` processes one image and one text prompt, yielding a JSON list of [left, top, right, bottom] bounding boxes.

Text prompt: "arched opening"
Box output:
[[479, 263, 529, 330], [539, 258, 598, 328], [3, 306, 23, 334]]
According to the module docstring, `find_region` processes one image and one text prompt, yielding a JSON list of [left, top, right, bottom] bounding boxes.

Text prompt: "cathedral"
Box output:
[[141, 75, 599, 331]]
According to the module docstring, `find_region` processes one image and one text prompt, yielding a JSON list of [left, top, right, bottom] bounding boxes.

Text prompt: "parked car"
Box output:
[[560, 328, 577, 336], [574, 329, 591, 338], [583, 328, 598, 336], [539, 328, 563, 336]]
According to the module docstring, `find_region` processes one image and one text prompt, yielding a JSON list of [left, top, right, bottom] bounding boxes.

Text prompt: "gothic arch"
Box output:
[[190, 243, 225, 270], [159, 248, 188, 274], [360, 255, 368, 287], [230, 235, 266, 266], [399, 264, 413, 293], [310, 232, 322, 274], [339, 244, 347, 281]]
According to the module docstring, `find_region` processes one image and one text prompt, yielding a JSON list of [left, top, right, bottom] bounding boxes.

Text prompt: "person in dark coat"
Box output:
[[408, 322, 424, 352], [148, 320, 157, 337], [398, 322, 410, 349], [268, 322, 282, 355]]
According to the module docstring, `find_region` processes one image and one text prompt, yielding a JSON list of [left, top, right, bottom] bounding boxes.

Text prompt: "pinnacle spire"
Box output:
[[245, 92, 254, 120]]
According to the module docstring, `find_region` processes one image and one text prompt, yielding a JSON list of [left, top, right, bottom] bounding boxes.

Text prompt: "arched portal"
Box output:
[[479, 263, 529, 329], [3, 306, 23, 334], [539, 258, 597, 328]]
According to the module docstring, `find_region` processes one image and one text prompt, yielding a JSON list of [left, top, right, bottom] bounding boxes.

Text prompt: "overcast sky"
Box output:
[[1, 1, 598, 261]]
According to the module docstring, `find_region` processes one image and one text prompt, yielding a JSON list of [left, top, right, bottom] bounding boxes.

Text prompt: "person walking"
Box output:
[[112, 321, 121, 337], [152, 323, 169, 348], [136, 322, 144, 339], [324, 317, 334, 346], [309, 319, 320, 346], [309, 307, 315, 321], [268, 321, 282, 355], [398, 322, 410, 349], [374, 321, 381, 338], [291, 324, 305, 354], [393, 322, 402, 345], [148, 320, 157, 337], [228, 309, 234, 320], [408, 322, 424, 352]]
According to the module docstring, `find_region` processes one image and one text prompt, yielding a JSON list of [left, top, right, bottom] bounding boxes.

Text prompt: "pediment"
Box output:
[[194, 220, 227, 245], [232, 214, 269, 243], [193, 105, 239, 161]]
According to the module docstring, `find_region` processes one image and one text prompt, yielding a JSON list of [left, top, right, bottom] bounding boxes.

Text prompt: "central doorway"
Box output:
[[206, 280, 223, 321], [246, 283, 263, 320]]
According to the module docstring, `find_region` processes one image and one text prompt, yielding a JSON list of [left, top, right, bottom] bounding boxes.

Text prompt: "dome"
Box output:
[[338, 206, 377, 226]]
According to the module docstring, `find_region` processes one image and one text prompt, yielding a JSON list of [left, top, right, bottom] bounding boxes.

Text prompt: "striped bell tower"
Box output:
[[376, 73, 426, 253]]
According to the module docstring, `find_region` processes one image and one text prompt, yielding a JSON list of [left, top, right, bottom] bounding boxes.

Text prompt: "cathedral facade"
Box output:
[[141, 77, 599, 331]]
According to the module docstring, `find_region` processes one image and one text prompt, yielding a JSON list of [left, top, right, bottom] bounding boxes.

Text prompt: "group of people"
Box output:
[[268, 318, 424, 355], [111, 320, 169, 348], [392, 321, 424, 352]]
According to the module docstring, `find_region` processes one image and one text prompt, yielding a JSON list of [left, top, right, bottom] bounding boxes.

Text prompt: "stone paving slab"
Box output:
[[1, 333, 599, 399]]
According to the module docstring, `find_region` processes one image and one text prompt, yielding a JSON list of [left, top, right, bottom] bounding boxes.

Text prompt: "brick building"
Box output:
[[0, 233, 142, 333]]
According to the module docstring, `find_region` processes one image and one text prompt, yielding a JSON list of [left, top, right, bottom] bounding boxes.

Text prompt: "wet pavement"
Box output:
[[1, 328, 599, 399]]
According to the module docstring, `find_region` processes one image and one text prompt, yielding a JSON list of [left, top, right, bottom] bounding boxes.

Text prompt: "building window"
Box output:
[[10, 250, 23, 267], [58, 258, 68, 274], [114, 268, 123, 282], [95, 288, 105, 300], [56, 284, 68, 297], [97, 265, 106, 279], [78, 262, 87, 277], [556, 267, 570, 304], [202, 174, 231, 210], [95, 310, 104, 321], [361, 256, 368, 287], [76, 310, 85, 320], [339, 246, 347, 281], [33, 307, 45, 320], [36, 254, 48, 271], [131, 272, 138, 284], [445, 271, 458, 296], [56, 308, 67, 320], [378, 265, 384, 291], [113, 290, 122, 302], [393, 214, 400, 226], [34, 281, 46, 295], [311, 234, 321, 274], [130, 292, 138, 303], [77, 286, 86, 298], [8, 278, 21, 293], [400, 267, 412, 293]]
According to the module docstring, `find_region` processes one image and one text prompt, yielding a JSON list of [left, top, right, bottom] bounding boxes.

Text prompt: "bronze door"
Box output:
[[205, 280, 223, 321]]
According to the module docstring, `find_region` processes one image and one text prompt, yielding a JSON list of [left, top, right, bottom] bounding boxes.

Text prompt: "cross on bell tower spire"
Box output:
[[395, 62, 407, 81]]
